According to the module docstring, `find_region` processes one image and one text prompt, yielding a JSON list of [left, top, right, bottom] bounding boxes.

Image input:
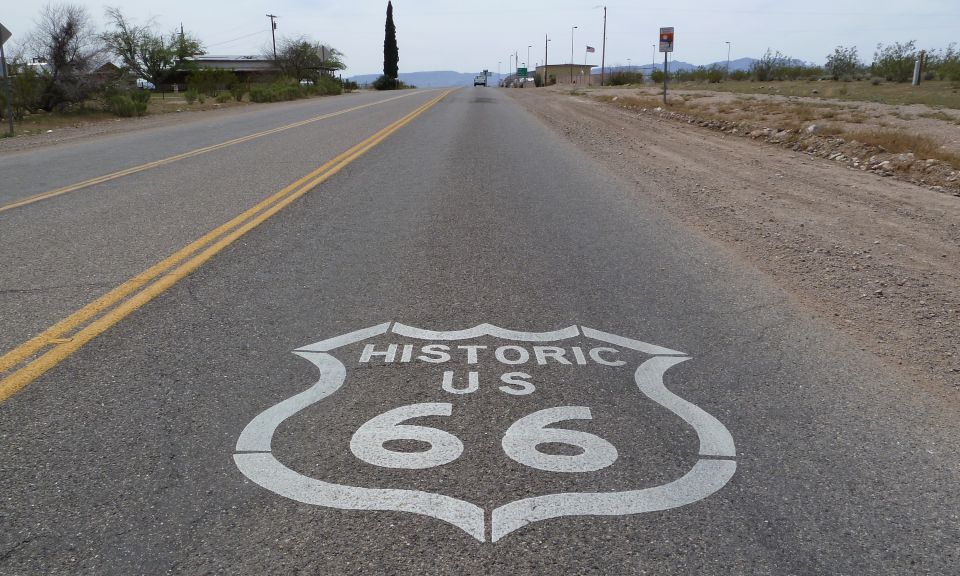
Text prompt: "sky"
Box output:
[[3, 1, 958, 76]]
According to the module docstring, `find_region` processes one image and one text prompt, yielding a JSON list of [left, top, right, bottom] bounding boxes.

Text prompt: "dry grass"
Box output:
[[849, 130, 960, 168], [680, 79, 960, 109], [919, 110, 960, 124], [592, 89, 960, 170]]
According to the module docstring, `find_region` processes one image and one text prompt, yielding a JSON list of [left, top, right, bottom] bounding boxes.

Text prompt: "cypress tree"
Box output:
[[383, 1, 399, 80]]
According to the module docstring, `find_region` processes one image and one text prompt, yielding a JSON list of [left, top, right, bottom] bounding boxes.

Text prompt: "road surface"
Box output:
[[1, 87, 957, 574]]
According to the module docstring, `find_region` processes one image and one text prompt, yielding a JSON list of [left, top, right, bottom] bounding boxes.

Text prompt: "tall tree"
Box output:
[[383, 1, 398, 80], [26, 3, 105, 110], [102, 8, 204, 87], [275, 36, 346, 82]]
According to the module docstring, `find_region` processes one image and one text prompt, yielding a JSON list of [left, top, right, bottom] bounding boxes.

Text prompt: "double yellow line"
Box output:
[[0, 91, 420, 215], [0, 89, 452, 402]]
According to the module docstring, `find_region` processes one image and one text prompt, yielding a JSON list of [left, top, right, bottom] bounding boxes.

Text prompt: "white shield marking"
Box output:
[[234, 323, 736, 543]]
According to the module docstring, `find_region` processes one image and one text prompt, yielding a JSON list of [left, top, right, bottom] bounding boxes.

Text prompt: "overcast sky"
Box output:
[[4, 1, 958, 75]]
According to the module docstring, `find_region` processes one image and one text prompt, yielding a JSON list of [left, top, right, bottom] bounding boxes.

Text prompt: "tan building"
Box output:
[[535, 64, 595, 86]]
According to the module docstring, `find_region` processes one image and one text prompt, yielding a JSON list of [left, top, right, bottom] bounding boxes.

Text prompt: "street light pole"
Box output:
[[570, 26, 578, 84], [544, 35, 551, 86], [266, 14, 278, 60], [725, 41, 731, 79], [527, 45, 532, 78], [498, 61, 501, 86]]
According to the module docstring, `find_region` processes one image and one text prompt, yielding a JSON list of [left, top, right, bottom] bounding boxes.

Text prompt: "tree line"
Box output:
[[1, 3, 348, 120]]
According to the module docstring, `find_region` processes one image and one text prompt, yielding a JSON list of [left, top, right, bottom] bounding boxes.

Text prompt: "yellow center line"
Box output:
[[0, 91, 427, 215], [0, 89, 453, 402]]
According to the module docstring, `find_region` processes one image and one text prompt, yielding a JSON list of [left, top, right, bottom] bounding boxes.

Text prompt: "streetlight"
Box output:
[[498, 60, 501, 86], [725, 41, 732, 79], [627, 58, 631, 70], [527, 45, 532, 78], [570, 25, 578, 84], [543, 35, 551, 86], [651, 44, 656, 82]]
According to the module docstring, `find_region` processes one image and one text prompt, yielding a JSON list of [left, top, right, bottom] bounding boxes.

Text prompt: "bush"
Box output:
[[608, 71, 644, 85], [314, 76, 343, 96], [826, 45, 864, 80], [187, 68, 238, 96], [184, 88, 199, 104], [928, 44, 960, 81], [342, 79, 359, 91], [230, 84, 246, 102], [650, 69, 665, 84], [216, 93, 232, 103], [729, 70, 750, 81], [106, 93, 148, 117], [372, 74, 399, 90], [871, 41, 917, 83]]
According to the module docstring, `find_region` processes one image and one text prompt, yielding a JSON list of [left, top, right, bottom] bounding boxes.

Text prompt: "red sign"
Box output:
[[659, 27, 674, 53]]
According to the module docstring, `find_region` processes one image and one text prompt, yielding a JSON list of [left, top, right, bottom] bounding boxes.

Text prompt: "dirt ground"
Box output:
[[510, 88, 959, 392]]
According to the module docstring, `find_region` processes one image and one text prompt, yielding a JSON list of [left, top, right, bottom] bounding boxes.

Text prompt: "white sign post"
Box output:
[[0, 23, 13, 136]]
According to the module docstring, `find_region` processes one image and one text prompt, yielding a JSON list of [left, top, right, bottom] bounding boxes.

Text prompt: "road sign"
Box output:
[[659, 27, 674, 53], [0, 23, 11, 47], [518, 67, 528, 78]]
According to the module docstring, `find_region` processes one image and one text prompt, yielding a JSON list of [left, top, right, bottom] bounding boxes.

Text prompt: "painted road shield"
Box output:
[[234, 323, 736, 542]]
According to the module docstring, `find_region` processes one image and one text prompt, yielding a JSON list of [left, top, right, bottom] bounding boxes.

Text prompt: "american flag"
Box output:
[[586, 46, 596, 53]]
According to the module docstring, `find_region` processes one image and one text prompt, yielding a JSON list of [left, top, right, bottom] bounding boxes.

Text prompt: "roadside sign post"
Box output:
[[1, 23, 13, 137], [659, 27, 674, 105]]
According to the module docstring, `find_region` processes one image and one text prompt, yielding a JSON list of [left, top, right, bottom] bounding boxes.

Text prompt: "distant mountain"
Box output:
[[352, 56, 818, 86], [601, 58, 758, 74], [349, 70, 480, 87]]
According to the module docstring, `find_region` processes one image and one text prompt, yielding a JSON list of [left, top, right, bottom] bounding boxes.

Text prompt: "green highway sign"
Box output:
[[518, 67, 528, 78]]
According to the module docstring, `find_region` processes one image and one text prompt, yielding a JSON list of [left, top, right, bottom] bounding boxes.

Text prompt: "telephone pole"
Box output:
[[266, 14, 278, 60], [600, 6, 607, 86]]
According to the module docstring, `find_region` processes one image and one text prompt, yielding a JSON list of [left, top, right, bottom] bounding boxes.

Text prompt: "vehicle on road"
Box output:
[[474, 74, 487, 86]]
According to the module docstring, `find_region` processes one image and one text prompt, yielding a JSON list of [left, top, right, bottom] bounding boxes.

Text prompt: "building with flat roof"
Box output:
[[535, 64, 595, 86]]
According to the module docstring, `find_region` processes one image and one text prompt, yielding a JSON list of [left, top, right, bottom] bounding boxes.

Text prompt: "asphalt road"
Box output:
[[1, 87, 958, 575]]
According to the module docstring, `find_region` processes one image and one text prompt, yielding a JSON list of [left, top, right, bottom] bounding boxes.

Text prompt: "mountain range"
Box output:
[[348, 57, 815, 87]]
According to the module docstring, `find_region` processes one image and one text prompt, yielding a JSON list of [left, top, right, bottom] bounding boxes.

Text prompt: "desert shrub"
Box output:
[[4, 66, 46, 119], [608, 71, 644, 85], [729, 70, 750, 81], [871, 41, 918, 83], [372, 74, 399, 90], [342, 79, 359, 91], [184, 88, 199, 104], [314, 76, 343, 96], [230, 84, 246, 101], [186, 68, 238, 96], [106, 93, 147, 117], [928, 44, 960, 81], [826, 46, 864, 80], [752, 49, 790, 81], [216, 93, 232, 103], [650, 69, 665, 83]]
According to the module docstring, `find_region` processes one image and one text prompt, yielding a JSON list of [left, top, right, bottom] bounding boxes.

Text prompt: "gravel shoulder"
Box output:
[[510, 88, 959, 391]]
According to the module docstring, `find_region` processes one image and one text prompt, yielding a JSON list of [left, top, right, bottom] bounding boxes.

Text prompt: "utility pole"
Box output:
[[600, 6, 607, 86], [266, 14, 278, 60], [570, 26, 578, 84]]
